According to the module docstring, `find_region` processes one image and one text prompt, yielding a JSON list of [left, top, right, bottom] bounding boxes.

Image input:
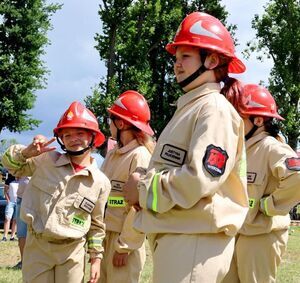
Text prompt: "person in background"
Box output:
[[124, 12, 248, 283], [2, 174, 18, 242], [2, 101, 110, 283], [99, 90, 155, 283], [222, 84, 300, 283], [13, 176, 30, 269]]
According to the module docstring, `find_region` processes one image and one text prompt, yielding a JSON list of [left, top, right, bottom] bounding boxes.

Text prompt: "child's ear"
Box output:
[[205, 53, 220, 70]]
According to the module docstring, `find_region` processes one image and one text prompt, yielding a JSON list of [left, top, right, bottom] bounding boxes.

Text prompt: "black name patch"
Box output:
[[203, 144, 228, 177], [79, 198, 95, 214], [160, 144, 187, 165], [111, 180, 125, 192], [247, 172, 257, 183]]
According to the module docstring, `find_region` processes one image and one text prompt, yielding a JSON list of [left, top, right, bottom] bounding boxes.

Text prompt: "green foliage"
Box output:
[[244, 0, 300, 149], [0, 0, 62, 133], [86, 0, 233, 138]]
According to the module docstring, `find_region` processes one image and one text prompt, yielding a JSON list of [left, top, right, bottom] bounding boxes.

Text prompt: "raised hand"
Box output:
[[21, 135, 56, 159]]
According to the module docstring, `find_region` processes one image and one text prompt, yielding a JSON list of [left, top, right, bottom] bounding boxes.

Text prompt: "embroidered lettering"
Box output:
[[160, 144, 187, 165]]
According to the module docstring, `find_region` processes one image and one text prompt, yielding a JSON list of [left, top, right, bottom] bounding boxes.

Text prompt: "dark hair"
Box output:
[[264, 118, 284, 142], [220, 77, 244, 110]]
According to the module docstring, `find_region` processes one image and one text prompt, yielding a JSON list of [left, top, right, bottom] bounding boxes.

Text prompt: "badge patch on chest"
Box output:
[[71, 215, 86, 228], [111, 180, 125, 192], [79, 198, 95, 214], [160, 144, 187, 165], [247, 172, 257, 183], [203, 144, 228, 177], [285, 157, 300, 171]]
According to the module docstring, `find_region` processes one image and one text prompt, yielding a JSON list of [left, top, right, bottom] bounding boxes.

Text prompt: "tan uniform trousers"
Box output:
[[23, 230, 86, 283], [147, 233, 234, 283], [99, 231, 146, 283], [222, 230, 289, 283]]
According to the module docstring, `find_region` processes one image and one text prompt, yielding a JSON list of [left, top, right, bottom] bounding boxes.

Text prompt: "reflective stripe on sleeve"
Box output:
[[239, 147, 247, 177], [263, 197, 270, 216], [107, 196, 126, 207], [260, 197, 270, 216], [88, 237, 102, 249], [147, 173, 159, 212], [3, 151, 23, 169]]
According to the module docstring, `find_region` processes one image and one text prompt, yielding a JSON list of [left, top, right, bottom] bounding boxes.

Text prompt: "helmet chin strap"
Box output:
[[55, 134, 95, 156], [178, 50, 208, 89], [245, 117, 259, 141]]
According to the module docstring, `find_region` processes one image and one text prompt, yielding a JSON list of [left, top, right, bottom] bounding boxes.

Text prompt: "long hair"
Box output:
[[132, 128, 156, 154], [264, 118, 284, 143]]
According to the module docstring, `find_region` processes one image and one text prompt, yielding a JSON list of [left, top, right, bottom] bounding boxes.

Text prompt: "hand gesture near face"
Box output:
[[21, 135, 56, 159]]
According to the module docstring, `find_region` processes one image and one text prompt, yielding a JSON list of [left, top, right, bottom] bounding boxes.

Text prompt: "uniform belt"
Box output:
[[28, 227, 78, 244]]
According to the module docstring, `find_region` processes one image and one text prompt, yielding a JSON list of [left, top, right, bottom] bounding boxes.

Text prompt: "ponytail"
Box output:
[[264, 119, 284, 142], [132, 129, 156, 154], [220, 77, 244, 112]]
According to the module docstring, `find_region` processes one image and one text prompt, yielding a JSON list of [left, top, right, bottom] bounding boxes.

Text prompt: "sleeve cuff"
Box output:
[[89, 252, 103, 260]]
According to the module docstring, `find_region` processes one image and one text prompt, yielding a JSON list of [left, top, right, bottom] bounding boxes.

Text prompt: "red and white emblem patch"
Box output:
[[203, 144, 228, 177], [285, 157, 300, 171]]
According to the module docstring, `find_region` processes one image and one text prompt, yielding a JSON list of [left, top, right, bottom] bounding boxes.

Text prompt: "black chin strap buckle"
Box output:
[[178, 49, 208, 89]]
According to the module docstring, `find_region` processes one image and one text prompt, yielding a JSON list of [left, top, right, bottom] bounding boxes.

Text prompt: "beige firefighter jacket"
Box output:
[[239, 131, 300, 235], [2, 144, 111, 258], [134, 83, 249, 237], [101, 139, 151, 253]]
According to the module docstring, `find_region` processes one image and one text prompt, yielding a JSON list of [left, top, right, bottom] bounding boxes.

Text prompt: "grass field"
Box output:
[[0, 227, 299, 283]]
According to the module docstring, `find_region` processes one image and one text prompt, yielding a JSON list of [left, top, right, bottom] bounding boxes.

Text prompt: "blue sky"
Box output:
[[1, 0, 270, 147]]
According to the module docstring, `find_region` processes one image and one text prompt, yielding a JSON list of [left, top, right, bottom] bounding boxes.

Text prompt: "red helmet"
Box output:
[[236, 84, 284, 120], [108, 90, 154, 136], [53, 101, 105, 147], [166, 12, 245, 74]]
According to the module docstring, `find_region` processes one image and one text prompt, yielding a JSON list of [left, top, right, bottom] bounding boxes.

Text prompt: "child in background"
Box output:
[[223, 84, 300, 283], [100, 90, 155, 283], [2, 175, 18, 241]]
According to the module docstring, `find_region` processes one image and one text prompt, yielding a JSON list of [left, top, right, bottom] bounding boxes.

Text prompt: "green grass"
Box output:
[[0, 227, 299, 283]]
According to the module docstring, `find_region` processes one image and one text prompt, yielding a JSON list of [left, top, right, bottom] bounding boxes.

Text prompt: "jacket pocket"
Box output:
[[31, 175, 61, 216], [59, 193, 94, 233]]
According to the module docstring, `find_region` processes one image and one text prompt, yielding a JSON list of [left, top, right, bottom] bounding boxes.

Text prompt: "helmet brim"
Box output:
[[166, 42, 246, 74], [108, 108, 154, 136], [53, 124, 105, 147]]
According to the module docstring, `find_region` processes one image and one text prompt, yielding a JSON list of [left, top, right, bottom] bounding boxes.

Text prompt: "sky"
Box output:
[[1, 0, 271, 148]]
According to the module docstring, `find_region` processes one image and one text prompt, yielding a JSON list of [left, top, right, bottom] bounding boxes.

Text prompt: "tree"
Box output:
[[0, 138, 17, 174], [86, 0, 234, 138], [244, 0, 300, 150], [0, 0, 62, 133]]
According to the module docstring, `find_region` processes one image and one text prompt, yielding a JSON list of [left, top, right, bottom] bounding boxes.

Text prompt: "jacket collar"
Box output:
[[112, 139, 140, 155], [246, 131, 269, 149], [177, 83, 221, 111], [54, 152, 99, 178]]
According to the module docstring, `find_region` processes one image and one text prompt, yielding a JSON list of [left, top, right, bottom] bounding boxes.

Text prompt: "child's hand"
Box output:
[[22, 135, 56, 158], [88, 257, 101, 283], [112, 251, 129, 267]]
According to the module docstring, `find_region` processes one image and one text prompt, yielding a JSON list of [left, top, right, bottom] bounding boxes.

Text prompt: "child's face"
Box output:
[[174, 46, 201, 84], [60, 128, 93, 151]]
